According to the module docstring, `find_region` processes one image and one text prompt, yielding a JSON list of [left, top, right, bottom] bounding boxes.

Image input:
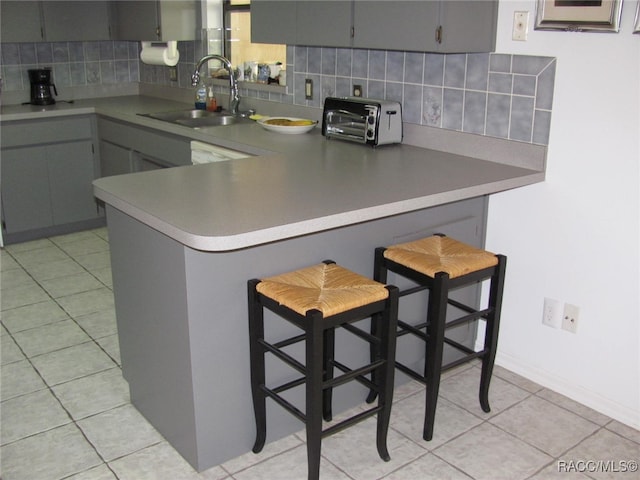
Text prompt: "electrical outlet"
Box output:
[[562, 303, 580, 333], [512, 11, 529, 41], [305, 79, 313, 99], [169, 66, 178, 82], [542, 297, 562, 328], [353, 84, 362, 97]]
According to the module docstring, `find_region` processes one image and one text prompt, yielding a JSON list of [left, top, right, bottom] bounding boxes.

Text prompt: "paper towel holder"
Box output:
[[140, 41, 180, 66]]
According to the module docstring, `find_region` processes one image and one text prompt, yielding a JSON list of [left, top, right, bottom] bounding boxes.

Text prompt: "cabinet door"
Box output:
[[439, 0, 497, 53], [100, 140, 133, 177], [1, 147, 53, 233], [42, 1, 112, 41], [112, 0, 160, 40], [296, 1, 352, 47], [158, 0, 197, 41], [48, 141, 99, 224], [0, 1, 44, 42], [353, 1, 439, 51], [251, 0, 297, 45], [134, 154, 171, 172]]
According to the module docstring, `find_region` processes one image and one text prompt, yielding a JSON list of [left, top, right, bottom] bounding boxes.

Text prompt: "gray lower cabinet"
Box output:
[[105, 195, 487, 471], [97, 117, 192, 173], [99, 140, 133, 177], [1, 115, 103, 243]]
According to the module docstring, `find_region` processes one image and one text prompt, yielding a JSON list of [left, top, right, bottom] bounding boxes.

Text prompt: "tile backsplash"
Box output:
[[1, 41, 554, 146], [1, 41, 140, 92]]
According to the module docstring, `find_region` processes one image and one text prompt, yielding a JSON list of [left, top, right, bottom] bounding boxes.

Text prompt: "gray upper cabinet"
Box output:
[[251, 1, 297, 45], [0, 1, 44, 42], [42, 1, 112, 42], [251, 0, 497, 53], [295, 1, 352, 48], [438, 0, 498, 53], [352, 1, 439, 51], [0, 0, 112, 42], [112, 0, 198, 41], [251, 1, 351, 47]]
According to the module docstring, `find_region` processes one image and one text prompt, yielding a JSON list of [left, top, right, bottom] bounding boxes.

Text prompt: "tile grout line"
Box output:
[[1, 233, 124, 478]]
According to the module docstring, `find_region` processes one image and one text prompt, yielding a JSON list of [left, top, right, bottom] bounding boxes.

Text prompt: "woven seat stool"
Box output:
[[248, 261, 398, 480], [368, 234, 506, 441]]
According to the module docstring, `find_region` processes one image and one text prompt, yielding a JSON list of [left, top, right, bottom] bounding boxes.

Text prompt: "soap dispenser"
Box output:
[[206, 86, 217, 112], [194, 81, 207, 110]]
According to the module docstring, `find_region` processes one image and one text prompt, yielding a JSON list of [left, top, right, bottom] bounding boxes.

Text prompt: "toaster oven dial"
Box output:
[[365, 105, 377, 140]]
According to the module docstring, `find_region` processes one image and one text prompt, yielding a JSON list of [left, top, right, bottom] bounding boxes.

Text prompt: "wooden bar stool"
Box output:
[[368, 234, 506, 441], [248, 261, 399, 480]]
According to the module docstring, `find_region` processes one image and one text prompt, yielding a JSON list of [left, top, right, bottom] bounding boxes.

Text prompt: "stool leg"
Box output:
[[423, 272, 448, 441], [367, 247, 388, 404], [479, 255, 506, 413], [248, 280, 267, 453], [306, 312, 324, 480], [376, 286, 398, 461], [322, 328, 335, 422]]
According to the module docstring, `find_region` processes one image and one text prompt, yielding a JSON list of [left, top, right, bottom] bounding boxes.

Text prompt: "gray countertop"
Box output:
[[2, 95, 545, 252]]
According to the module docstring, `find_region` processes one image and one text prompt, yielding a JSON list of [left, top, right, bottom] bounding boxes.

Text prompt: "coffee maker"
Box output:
[[28, 69, 57, 105]]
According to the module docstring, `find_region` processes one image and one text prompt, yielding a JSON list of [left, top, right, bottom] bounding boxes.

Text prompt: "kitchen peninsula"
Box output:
[[90, 100, 545, 472]]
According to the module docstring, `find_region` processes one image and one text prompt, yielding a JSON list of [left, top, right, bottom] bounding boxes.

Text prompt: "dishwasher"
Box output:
[[190, 141, 253, 164]]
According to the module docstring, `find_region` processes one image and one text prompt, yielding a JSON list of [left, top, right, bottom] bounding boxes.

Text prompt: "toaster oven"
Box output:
[[322, 97, 403, 146]]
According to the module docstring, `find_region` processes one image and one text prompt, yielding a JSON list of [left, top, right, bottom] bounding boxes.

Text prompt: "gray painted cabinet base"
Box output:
[[107, 196, 488, 472]]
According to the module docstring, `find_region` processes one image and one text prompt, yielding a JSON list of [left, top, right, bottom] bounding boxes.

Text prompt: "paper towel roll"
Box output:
[[140, 41, 179, 67]]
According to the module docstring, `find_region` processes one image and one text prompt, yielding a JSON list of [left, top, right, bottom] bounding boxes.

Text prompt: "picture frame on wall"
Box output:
[[534, 0, 623, 32]]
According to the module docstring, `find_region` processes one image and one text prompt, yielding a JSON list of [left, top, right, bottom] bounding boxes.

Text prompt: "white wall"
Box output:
[[488, 1, 640, 428]]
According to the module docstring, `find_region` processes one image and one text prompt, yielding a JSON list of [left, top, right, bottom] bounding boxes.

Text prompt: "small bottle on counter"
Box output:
[[194, 82, 207, 110], [206, 86, 217, 112]]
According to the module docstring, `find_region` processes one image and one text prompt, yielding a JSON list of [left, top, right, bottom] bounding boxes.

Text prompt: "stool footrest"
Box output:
[[272, 376, 307, 394], [443, 336, 476, 355], [259, 338, 306, 375], [330, 359, 384, 391], [441, 351, 485, 372], [395, 361, 427, 383], [321, 406, 382, 438], [397, 320, 428, 340], [399, 285, 429, 298], [445, 306, 493, 329], [274, 333, 307, 349], [341, 322, 381, 346], [260, 384, 306, 423]]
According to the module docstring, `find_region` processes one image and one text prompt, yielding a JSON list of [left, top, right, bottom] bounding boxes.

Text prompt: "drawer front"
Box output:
[[98, 117, 191, 166], [1, 116, 94, 148]]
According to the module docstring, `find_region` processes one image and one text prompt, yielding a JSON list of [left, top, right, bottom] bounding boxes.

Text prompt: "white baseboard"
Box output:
[[495, 350, 640, 430]]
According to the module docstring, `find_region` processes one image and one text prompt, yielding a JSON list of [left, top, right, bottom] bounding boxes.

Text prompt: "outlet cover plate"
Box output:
[[562, 303, 579, 333], [542, 297, 562, 328]]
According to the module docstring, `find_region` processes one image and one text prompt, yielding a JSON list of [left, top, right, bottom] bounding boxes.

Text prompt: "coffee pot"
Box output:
[[28, 69, 57, 105]]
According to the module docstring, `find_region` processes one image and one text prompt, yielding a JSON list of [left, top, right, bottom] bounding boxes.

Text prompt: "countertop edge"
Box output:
[[95, 171, 544, 252]]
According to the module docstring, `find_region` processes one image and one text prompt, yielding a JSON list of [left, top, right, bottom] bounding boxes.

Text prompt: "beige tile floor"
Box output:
[[1, 229, 639, 479]]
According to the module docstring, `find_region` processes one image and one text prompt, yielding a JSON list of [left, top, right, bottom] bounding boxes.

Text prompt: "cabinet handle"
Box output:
[[156, 26, 161, 39], [436, 25, 443, 44]]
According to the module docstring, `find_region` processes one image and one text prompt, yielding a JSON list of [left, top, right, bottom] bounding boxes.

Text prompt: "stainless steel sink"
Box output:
[[138, 109, 252, 128]]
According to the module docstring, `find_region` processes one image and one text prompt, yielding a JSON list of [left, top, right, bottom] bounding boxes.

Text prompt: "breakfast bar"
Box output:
[[93, 120, 545, 472]]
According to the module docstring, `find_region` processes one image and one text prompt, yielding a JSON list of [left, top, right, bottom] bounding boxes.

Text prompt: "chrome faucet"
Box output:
[[191, 54, 240, 115]]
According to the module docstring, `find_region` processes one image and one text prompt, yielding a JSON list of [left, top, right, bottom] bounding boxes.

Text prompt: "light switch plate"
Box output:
[[305, 79, 313, 99]]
